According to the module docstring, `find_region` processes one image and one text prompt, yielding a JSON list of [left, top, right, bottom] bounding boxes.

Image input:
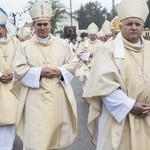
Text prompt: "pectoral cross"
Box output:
[[43, 57, 49, 66], [140, 72, 147, 83], [3, 54, 8, 61]]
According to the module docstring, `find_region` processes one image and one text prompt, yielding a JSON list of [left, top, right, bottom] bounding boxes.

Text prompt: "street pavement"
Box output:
[[13, 77, 96, 150]]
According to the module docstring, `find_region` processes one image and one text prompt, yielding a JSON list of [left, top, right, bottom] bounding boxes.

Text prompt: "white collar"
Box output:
[[0, 37, 6, 42], [132, 40, 141, 47], [36, 34, 50, 43]]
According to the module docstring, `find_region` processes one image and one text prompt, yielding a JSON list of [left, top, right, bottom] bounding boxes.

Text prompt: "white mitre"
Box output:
[[116, 0, 149, 22], [98, 29, 105, 37], [87, 22, 98, 34], [29, 1, 53, 21], [0, 7, 8, 25], [101, 20, 112, 35], [17, 27, 31, 39]]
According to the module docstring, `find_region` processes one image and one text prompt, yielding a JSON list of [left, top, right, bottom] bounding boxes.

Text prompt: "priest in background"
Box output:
[[75, 22, 103, 90]]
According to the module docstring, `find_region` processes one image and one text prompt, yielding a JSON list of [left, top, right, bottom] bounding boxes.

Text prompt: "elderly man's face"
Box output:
[[33, 20, 51, 38], [120, 17, 144, 43], [88, 34, 97, 41]]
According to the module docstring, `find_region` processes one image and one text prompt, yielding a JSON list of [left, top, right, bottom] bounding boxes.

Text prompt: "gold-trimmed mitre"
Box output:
[[110, 16, 121, 32], [29, 1, 53, 21]]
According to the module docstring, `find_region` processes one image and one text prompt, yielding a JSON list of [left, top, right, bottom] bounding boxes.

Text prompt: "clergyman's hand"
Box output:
[[130, 102, 150, 117], [41, 67, 51, 78], [41, 67, 61, 78], [0, 73, 13, 84], [49, 67, 61, 78]]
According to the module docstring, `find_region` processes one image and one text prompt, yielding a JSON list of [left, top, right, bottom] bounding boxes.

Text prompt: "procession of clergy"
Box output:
[[1, 0, 150, 150]]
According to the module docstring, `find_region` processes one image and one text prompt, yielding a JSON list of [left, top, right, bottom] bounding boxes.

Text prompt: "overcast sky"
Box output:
[[0, 0, 122, 14], [0, 0, 123, 26]]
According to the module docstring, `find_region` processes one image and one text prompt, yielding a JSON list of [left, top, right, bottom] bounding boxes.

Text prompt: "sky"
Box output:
[[0, 0, 122, 13], [0, 0, 122, 26]]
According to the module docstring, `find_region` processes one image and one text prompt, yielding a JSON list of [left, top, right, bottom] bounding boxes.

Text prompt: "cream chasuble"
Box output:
[[13, 34, 78, 150], [0, 34, 20, 125], [75, 39, 103, 81], [83, 37, 150, 150]]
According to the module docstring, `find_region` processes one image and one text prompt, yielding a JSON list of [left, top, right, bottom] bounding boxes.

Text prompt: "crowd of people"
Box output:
[[1, 0, 150, 150]]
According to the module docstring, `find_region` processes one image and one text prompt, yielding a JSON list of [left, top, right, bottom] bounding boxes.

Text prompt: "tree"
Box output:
[[76, 1, 108, 30], [23, 0, 65, 34], [50, 0, 65, 34], [75, 5, 87, 29], [107, 6, 117, 21], [145, 0, 150, 28]]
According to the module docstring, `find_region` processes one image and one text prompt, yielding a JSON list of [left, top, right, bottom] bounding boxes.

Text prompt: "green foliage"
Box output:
[[80, 32, 88, 39], [145, 0, 150, 28], [50, 0, 65, 34], [76, 1, 108, 30], [107, 7, 117, 21]]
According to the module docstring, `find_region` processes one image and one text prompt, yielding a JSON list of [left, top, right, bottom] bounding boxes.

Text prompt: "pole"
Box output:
[[70, 0, 73, 26], [112, 0, 115, 17]]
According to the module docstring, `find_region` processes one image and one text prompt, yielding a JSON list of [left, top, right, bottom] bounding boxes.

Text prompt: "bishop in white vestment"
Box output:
[[12, 1, 78, 150]]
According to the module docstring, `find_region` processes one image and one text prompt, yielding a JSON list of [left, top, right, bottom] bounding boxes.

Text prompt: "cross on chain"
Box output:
[[3, 54, 8, 61], [140, 72, 147, 83], [43, 58, 50, 66]]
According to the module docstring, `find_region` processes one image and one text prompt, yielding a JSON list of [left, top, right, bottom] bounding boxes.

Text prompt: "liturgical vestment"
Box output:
[[75, 39, 102, 81], [83, 36, 150, 150], [13, 34, 78, 150], [0, 34, 19, 125]]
